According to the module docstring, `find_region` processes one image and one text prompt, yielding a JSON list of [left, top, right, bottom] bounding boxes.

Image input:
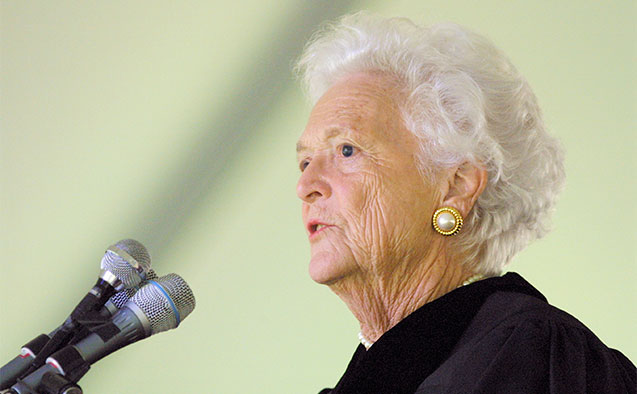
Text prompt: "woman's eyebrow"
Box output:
[[296, 128, 347, 154]]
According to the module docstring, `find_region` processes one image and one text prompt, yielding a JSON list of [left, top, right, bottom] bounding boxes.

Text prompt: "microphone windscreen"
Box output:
[[107, 269, 158, 309], [130, 273, 196, 335], [100, 239, 151, 288], [114, 239, 151, 269]]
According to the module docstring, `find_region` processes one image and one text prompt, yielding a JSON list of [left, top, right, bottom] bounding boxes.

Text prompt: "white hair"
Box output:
[[295, 12, 565, 276]]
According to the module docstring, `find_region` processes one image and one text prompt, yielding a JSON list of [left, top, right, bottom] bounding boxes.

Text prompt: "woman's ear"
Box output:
[[441, 162, 488, 217]]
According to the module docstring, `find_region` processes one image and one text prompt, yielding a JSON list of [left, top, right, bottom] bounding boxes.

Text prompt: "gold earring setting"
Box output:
[[432, 207, 463, 236]]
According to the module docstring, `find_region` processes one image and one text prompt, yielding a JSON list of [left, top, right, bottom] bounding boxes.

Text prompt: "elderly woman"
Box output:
[[294, 13, 635, 394]]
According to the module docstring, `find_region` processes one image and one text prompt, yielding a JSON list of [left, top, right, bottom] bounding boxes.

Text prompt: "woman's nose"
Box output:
[[296, 159, 332, 203]]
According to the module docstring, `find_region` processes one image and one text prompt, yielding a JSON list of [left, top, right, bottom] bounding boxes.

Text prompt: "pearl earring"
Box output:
[[432, 207, 463, 236]]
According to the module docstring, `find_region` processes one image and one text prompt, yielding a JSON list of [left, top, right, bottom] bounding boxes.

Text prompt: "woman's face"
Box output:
[[296, 72, 441, 285]]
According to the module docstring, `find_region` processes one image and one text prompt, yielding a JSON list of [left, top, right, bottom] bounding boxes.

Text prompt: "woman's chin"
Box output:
[[308, 251, 354, 285]]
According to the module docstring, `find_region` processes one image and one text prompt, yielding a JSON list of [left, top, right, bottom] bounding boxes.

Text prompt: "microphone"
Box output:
[[0, 240, 152, 390], [9, 274, 196, 394], [73, 238, 152, 319], [102, 268, 158, 315]]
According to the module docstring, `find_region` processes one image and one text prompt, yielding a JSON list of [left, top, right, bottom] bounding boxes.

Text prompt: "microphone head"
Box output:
[[129, 273, 196, 336], [107, 269, 158, 309], [100, 239, 152, 290]]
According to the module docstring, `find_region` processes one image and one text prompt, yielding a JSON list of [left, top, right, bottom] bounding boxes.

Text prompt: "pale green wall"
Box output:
[[1, 1, 634, 393]]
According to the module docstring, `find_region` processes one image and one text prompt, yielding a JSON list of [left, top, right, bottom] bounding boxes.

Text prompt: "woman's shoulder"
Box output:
[[464, 272, 616, 342], [418, 278, 636, 393], [476, 282, 594, 334], [469, 279, 634, 371]]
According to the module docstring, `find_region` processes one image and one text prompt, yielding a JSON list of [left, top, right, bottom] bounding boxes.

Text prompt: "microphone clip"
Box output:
[[39, 372, 83, 394]]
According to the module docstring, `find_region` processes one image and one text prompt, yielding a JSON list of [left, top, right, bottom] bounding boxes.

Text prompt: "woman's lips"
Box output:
[[307, 220, 334, 239]]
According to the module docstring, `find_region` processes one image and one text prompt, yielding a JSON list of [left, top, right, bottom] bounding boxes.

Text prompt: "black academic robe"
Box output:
[[319, 273, 636, 394]]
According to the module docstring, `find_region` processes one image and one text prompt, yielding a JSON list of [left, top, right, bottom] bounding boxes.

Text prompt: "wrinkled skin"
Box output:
[[297, 72, 436, 284], [296, 72, 484, 342]]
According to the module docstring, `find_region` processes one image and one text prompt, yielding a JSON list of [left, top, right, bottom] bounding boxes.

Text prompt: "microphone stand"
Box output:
[[38, 372, 83, 394], [8, 373, 83, 394], [7, 279, 118, 390], [5, 307, 113, 393]]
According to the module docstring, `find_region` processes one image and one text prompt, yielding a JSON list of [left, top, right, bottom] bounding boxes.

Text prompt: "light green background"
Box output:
[[1, 1, 635, 393]]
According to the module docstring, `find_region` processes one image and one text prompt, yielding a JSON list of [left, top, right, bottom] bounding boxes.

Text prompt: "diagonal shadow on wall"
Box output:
[[131, 2, 357, 258]]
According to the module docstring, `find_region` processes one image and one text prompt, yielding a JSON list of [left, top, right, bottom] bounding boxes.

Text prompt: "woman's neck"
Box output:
[[328, 247, 473, 345]]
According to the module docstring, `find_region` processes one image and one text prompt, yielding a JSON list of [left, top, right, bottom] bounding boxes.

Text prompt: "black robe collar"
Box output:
[[323, 272, 546, 394]]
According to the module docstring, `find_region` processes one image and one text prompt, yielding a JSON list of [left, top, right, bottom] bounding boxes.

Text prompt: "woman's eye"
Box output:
[[341, 144, 355, 157], [300, 160, 309, 171]]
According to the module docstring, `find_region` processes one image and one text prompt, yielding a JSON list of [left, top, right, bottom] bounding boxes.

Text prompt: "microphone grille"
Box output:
[[115, 239, 151, 269], [108, 269, 158, 309], [131, 273, 196, 335], [108, 287, 137, 309], [101, 239, 151, 289]]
